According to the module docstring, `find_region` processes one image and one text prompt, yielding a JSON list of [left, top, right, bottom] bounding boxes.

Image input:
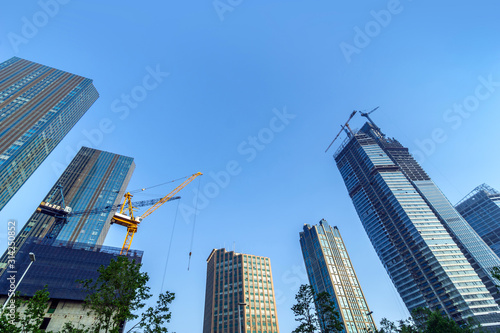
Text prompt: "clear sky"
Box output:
[[1, 1, 500, 332]]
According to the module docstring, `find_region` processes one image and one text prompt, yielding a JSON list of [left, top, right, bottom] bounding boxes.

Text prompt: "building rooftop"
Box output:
[[0, 238, 143, 301], [456, 183, 500, 207]]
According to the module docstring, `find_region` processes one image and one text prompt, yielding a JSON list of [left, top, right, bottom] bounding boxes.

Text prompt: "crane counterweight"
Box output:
[[37, 202, 72, 217], [111, 212, 142, 227]]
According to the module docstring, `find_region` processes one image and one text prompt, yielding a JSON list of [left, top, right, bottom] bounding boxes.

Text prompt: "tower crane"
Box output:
[[325, 111, 357, 153], [39, 196, 180, 220], [38, 193, 180, 245], [113, 172, 202, 255], [360, 106, 384, 136]]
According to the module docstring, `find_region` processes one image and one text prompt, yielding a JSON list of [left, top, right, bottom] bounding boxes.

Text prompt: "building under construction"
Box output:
[[330, 111, 500, 330], [0, 147, 135, 275], [0, 237, 143, 331]]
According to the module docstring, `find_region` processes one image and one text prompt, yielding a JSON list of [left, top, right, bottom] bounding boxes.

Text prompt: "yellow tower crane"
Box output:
[[112, 172, 202, 255]]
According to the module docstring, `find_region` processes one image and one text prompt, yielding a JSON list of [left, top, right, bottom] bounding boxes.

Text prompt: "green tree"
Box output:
[[80, 256, 152, 333], [21, 286, 50, 333], [315, 291, 344, 333], [59, 322, 89, 333], [491, 266, 500, 283], [0, 291, 23, 333], [376, 308, 481, 333], [0, 287, 50, 333], [291, 284, 344, 333], [79, 256, 175, 333], [292, 285, 317, 333], [126, 291, 175, 333], [376, 317, 399, 333], [413, 308, 478, 333]]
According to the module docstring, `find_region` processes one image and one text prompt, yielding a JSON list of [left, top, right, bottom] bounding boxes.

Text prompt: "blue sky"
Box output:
[[1, 1, 500, 331]]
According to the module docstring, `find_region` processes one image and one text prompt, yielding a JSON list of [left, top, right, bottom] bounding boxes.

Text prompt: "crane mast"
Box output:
[[325, 107, 383, 153], [113, 172, 203, 255], [325, 111, 357, 153], [360, 106, 384, 136]]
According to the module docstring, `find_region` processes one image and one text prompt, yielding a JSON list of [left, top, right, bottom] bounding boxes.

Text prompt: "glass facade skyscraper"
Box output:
[[456, 184, 500, 258], [203, 248, 280, 333], [300, 220, 376, 333], [333, 121, 500, 329], [0, 57, 99, 211], [0, 147, 134, 273]]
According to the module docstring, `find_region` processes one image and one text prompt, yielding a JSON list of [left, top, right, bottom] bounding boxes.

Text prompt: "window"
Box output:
[[39, 318, 51, 330], [47, 300, 59, 314]]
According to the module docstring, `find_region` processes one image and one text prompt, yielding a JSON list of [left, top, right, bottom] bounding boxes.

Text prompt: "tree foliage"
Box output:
[[127, 291, 175, 333], [0, 287, 49, 333], [315, 291, 344, 333], [376, 308, 481, 333], [291, 284, 344, 333], [292, 285, 317, 333], [79, 256, 175, 333], [0, 291, 23, 333], [80, 256, 152, 333], [491, 266, 500, 283], [59, 322, 89, 333], [22, 286, 50, 333]]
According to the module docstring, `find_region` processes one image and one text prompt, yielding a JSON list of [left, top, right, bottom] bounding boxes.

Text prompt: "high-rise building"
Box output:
[[203, 248, 280, 333], [456, 184, 500, 258], [333, 121, 500, 329], [300, 220, 376, 333], [0, 146, 134, 273], [0, 57, 99, 211]]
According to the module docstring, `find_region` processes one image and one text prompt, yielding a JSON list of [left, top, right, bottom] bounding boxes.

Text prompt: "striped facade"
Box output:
[[300, 221, 376, 333], [333, 122, 500, 330], [204, 248, 280, 333], [0, 147, 134, 273], [456, 184, 500, 259], [0, 57, 99, 211]]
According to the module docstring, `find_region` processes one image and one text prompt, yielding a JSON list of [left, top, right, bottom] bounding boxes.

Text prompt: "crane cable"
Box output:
[[188, 177, 202, 271], [160, 198, 181, 293], [129, 175, 191, 194]]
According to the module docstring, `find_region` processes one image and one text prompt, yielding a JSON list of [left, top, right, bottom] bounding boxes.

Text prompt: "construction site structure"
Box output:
[[325, 106, 381, 153], [38, 196, 180, 245], [113, 172, 203, 255]]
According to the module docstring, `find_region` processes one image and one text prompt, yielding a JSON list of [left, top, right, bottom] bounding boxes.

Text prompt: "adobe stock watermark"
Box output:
[[412, 74, 500, 164], [7, 0, 71, 53], [213, 0, 243, 21], [178, 106, 296, 222], [4, 220, 17, 323], [339, 0, 407, 64], [51, 64, 169, 174]]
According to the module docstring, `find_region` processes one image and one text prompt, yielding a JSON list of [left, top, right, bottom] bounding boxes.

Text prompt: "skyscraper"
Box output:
[[203, 248, 280, 333], [300, 220, 376, 333], [333, 121, 500, 329], [456, 184, 500, 258], [0, 57, 99, 211], [0, 146, 134, 272]]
